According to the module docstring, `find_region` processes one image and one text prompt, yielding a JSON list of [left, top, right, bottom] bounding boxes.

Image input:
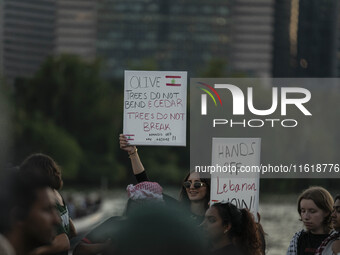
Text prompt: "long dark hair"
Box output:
[[212, 202, 263, 255], [179, 171, 210, 211]]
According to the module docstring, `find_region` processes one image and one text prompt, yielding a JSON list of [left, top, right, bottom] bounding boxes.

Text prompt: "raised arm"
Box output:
[[119, 134, 149, 182]]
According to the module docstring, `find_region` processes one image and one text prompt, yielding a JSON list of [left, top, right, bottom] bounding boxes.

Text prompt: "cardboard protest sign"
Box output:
[[210, 138, 261, 216], [123, 70, 187, 146]]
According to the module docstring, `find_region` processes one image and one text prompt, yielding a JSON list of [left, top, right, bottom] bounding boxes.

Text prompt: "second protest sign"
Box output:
[[210, 138, 261, 217]]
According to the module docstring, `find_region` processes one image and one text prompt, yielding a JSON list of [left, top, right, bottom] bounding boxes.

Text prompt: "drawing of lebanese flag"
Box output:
[[125, 134, 135, 141], [165, 75, 181, 86]]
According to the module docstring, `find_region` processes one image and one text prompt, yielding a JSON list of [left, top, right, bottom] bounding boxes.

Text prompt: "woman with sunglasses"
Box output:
[[287, 186, 334, 255], [179, 171, 210, 223], [201, 202, 263, 255], [119, 134, 210, 223]]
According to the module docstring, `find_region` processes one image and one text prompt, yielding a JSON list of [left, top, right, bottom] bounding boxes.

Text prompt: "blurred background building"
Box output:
[[230, 0, 274, 77], [0, 0, 340, 82], [55, 0, 96, 59], [294, 0, 338, 77], [273, 0, 340, 77], [1, 0, 55, 81], [338, 2, 340, 76], [0, 0, 3, 78], [97, 0, 236, 78]]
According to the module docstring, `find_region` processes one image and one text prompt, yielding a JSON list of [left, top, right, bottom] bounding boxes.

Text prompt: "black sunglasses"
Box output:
[[183, 181, 206, 189]]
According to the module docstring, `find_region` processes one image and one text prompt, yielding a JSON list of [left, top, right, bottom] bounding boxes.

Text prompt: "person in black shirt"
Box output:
[[287, 186, 334, 255]]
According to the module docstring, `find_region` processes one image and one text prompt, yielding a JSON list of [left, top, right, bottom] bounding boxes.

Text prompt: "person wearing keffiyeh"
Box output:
[[73, 181, 166, 255], [287, 230, 304, 255], [315, 194, 340, 255], [314, 231, 339, 255], [286, 187, 334, 255]]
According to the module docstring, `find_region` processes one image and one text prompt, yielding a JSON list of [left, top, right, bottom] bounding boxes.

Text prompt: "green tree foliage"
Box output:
[[13, 55, 125, 184], [200, 59, 228, 78]]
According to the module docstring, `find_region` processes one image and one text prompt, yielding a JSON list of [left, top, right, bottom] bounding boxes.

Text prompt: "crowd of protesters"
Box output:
[[0, 136, 339, 255]]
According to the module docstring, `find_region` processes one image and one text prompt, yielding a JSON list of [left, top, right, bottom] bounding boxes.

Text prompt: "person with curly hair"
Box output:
[[201, 202, 263, 255]]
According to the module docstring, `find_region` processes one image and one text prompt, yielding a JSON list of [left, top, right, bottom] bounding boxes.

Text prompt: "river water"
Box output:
[[259, 202, 301, 255], [70, 189, 303, 255]]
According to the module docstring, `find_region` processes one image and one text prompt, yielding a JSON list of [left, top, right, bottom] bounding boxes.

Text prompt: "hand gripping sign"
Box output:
[[123, 70, 187, 146]]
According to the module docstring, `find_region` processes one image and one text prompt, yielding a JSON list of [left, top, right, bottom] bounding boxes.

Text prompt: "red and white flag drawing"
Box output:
[[165, 76, 181, 86], [125, 134, 135, 141]]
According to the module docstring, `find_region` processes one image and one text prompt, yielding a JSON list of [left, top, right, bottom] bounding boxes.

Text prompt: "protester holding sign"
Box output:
[[287, 186, 334, 255], [201, 202, 263, 255], [119, 134, 210, 223]]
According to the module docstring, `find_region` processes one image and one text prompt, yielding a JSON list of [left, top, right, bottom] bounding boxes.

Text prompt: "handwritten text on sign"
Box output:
[[210, 138, 261, 217], [123, 71, 187, 146]]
